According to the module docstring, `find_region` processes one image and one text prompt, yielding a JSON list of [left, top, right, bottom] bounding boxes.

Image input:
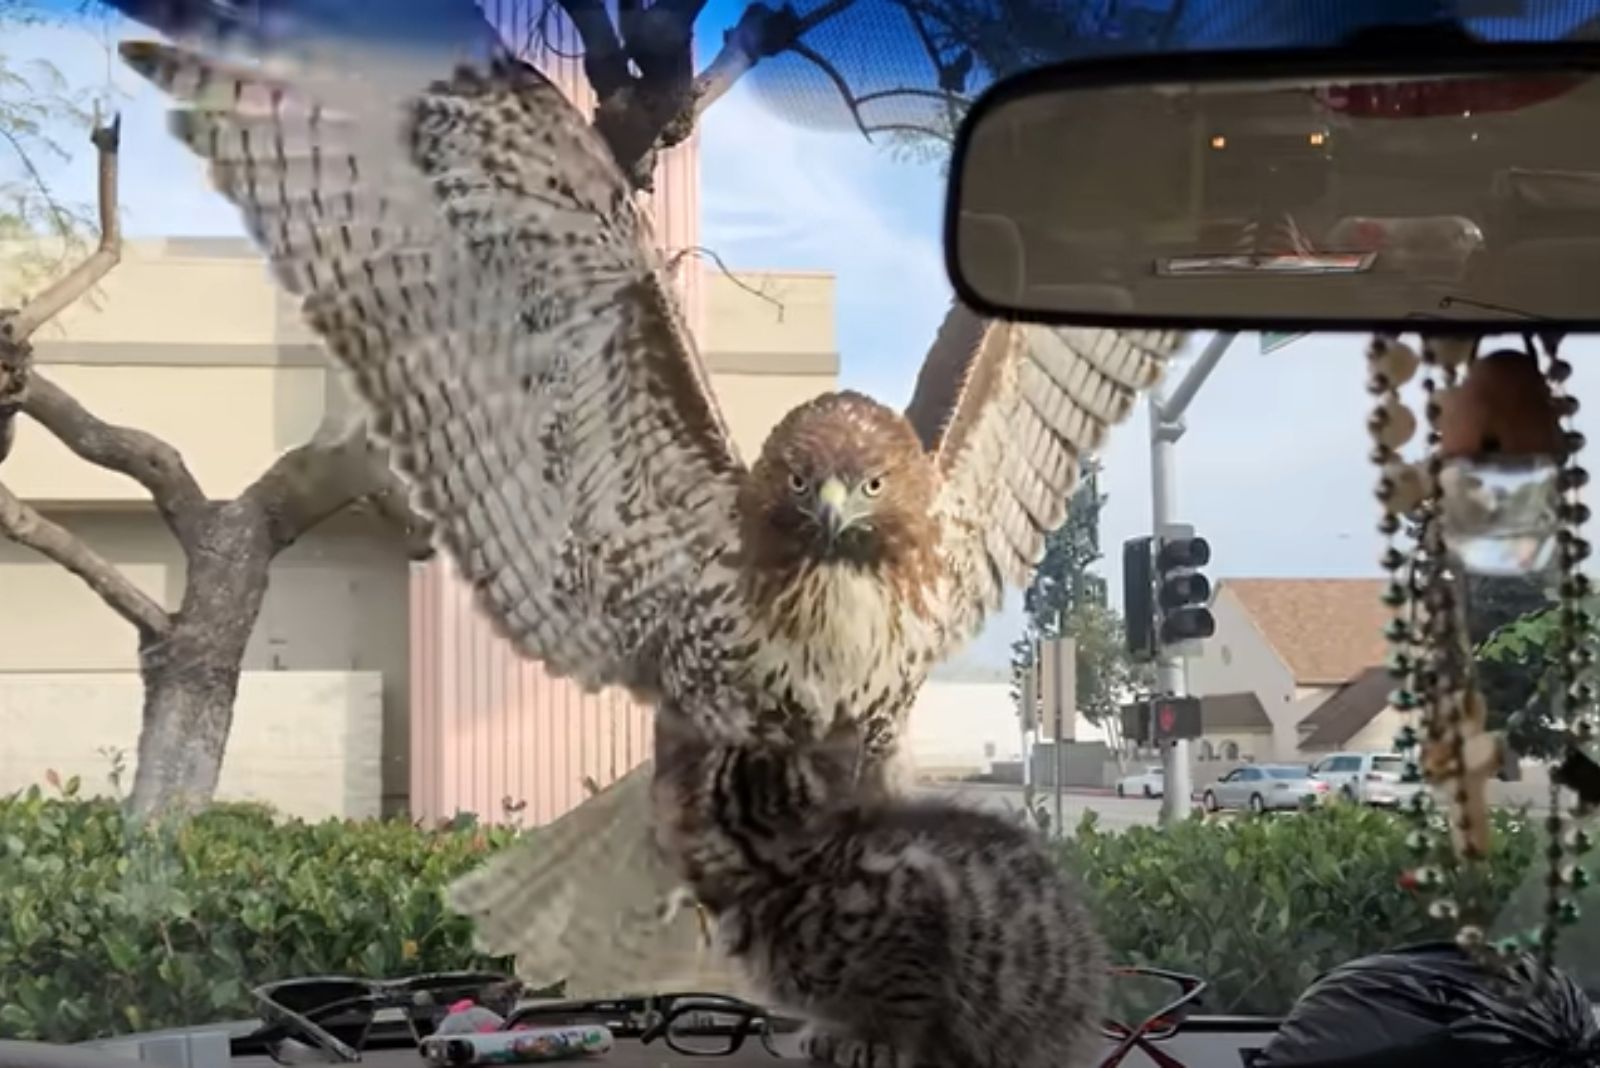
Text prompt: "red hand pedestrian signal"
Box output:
[[1152, 697, 1202, 742]]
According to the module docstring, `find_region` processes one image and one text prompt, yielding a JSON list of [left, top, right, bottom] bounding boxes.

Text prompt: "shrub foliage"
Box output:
[[0, 782, 1538, 1041]]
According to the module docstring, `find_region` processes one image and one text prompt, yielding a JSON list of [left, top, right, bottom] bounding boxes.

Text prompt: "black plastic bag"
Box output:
[[1252, 941, 1600, 1068]]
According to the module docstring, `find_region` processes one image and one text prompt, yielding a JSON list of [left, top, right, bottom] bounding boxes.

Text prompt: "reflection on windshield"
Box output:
[[0, 0, 1598, 1059]]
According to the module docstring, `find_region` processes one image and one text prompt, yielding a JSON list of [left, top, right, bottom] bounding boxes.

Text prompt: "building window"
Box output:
[[1222, 741, 1240, 761], [1199, 740, 1215, 761]]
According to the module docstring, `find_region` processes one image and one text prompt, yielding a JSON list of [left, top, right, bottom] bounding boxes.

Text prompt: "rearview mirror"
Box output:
[[945, 41, 1600, 332]]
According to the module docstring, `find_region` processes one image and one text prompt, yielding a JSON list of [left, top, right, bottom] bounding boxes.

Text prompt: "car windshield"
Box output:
[[1, 0, 1597, 1054]]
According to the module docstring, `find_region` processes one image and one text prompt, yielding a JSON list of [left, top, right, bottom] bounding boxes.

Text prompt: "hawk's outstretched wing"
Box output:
[[112, 18, 745, 697], [904, 301, 1186, 654]]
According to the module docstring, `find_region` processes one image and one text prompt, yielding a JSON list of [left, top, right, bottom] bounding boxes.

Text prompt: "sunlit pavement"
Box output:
[[915, 781, 1163, 833]]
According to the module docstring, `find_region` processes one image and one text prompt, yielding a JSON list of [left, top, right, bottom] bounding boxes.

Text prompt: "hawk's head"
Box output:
[[739, 391, 937, 572]]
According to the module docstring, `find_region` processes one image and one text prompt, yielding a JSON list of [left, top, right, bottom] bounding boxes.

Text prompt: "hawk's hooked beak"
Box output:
[[815, 477, 849, 544]]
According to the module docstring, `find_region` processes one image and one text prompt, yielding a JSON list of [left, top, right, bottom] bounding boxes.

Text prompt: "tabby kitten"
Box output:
[[651, 717, 1109, 1068]]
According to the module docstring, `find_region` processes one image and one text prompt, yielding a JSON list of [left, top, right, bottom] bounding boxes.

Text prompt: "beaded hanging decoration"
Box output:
[[1367, 331, 1593, 983]]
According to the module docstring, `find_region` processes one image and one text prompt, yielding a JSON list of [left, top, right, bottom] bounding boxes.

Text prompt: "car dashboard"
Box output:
[[0, 1015, 1285, 1068]]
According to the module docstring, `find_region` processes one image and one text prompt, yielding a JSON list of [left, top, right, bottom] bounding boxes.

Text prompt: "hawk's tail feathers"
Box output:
[[444, 761, 754, 998]]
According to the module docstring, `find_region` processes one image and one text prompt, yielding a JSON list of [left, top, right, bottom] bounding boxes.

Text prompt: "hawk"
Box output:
[[105, 0, 1185, 995]]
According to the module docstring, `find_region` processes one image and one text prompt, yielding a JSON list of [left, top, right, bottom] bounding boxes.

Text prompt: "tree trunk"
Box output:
[[127, 503, 274, 819]]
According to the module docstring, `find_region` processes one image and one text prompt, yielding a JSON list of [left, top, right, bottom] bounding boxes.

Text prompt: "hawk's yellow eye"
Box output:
[[862, 477, 885, 498], [788, 473, 809, 495]]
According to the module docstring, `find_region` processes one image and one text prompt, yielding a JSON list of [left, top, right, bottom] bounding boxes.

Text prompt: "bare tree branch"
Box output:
[[6, 114, 122, 340], [239, 420, 423, 553], [1, 113, 122, 465], [366, 471, 438, 560], [552, 0, 694, 188], [21, 373, 209, 540], [0, 361, 19, 465], [0, 479, 170, 636], [667, 244, 786, 317], [554, 0, 632, 98], [788, 39, 876, 141], [689, 0, 858, 124], [562, 0, 861, 186], [620, 0, 703, 83]]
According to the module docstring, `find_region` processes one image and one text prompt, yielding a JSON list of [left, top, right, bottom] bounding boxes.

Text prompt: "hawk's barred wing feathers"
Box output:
[[117, 38, 746, 697], [904, 303, 1187, 654]]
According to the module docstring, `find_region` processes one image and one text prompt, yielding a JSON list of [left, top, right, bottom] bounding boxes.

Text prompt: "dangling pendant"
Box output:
[[1371, 332, 1508, 966], [1369, 331, 1595, 986], [1435, 349, 1565, 577], [1418, 687, 1502, 860]]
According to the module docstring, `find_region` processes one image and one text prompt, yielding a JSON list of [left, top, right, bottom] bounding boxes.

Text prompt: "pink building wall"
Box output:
[[409, 1, 702, 825]]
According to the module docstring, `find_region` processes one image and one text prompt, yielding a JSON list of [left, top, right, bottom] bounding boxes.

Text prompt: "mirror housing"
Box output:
[[945, 39, 1600, 332]]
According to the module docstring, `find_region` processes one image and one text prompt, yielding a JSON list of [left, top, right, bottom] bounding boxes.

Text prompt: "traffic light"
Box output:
[[1120, 700, 1149, 746], [1151, 696, 1203, 743], [1122, 536, 1156, 661], [1155, 523, 1215, 649]]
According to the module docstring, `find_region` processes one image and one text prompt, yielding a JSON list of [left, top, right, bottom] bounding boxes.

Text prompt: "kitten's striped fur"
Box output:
[[651, 719, 1109, 1068]]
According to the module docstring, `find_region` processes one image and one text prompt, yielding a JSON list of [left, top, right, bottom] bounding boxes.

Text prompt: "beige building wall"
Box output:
[[0, 239, 838, 819], [2, 238, 336, 504], [700, 269, 839, 458], [1287, 685, 1337, 747], [1183, 586, 1302, 759], [0, 670, 383, 822], [906, 680, 1021, 778], [1191, 731, 1276, 789], [1339, 706, 1408, 754]]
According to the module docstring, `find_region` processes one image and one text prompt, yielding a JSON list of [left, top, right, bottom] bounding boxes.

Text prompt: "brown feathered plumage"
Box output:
[[113, 25, 1185, 995]]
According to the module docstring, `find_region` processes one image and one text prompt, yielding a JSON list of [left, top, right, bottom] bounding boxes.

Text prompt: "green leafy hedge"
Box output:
[[1061, 803, 1538, 1014], [0, 781, 516, 1042], [0, 783, 1539, 1042]]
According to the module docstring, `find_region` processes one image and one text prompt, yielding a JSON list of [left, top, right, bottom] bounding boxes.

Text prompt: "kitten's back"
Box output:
[[740, 795, 1109, 1068]]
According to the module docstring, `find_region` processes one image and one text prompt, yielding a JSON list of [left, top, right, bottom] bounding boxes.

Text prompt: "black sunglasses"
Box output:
[[250, 971, 523, 1063], [508, 992, 801, 1057], [1098, 965, 1209, 1068]]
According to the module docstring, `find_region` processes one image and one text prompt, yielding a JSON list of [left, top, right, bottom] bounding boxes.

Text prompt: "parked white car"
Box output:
[[1115, 765, 1165, 798], [1310, 751, 1422, 807]]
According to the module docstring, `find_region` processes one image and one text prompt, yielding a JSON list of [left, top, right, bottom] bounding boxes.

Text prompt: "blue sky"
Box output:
[[11, 4, 1600, 673]]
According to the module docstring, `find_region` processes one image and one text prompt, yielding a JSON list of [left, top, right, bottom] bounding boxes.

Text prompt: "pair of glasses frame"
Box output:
[[250, 970, 522, 1063], [508, 991, 802, 1057], [1098, 965, 1209, 1068]]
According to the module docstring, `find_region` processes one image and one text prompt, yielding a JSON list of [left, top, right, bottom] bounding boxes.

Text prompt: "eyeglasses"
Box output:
[[508, 992, 800, 1057], [1098, 966, 1208, 1068], [250, 971, 523, 1063]]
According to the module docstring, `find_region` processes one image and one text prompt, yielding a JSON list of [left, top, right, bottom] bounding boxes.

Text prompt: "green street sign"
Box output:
[[1261, 331, 1309, 355]]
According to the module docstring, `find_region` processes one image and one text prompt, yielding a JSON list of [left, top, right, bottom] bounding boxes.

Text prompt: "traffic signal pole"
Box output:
[[1150, 331, 1237, 827]]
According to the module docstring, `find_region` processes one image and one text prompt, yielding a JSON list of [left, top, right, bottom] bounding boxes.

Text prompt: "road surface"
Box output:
[[914, 777, 1554, 836], [915, 781, 1160, 833]]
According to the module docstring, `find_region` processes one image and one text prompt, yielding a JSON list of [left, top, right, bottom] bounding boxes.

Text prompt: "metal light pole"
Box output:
[[1150, 331, 1237, 826]]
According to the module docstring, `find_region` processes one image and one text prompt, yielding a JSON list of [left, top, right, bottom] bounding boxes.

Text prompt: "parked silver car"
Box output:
[[1201, 764, 1330, 815]]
